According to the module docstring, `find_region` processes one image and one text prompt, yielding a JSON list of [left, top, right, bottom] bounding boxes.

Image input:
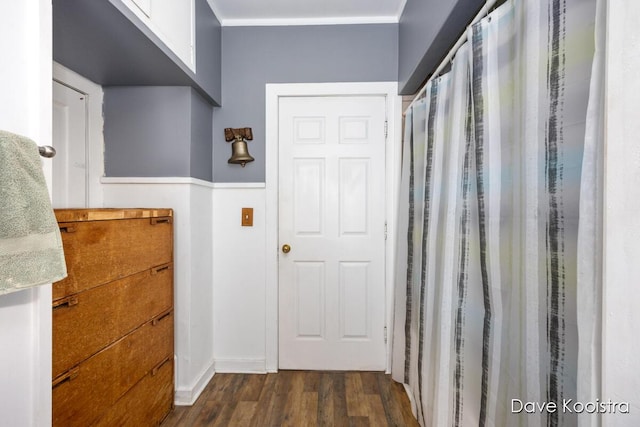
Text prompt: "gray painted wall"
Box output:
[[104, 86, 213, 181], [195, 0, 222, 103], [398, 0, 484, 95], [53, 0, 221, 105], [191, 89, 215, 182], [213, 24, 398, 183]]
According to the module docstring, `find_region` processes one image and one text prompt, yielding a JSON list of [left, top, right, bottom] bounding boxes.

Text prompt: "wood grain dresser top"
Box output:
[[54, 208, 173, 223]]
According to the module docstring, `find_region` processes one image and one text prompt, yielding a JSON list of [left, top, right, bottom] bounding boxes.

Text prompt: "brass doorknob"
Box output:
[[282, 244, 291, 254]]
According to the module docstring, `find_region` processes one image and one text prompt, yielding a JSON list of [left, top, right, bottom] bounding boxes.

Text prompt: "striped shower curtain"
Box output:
[[392, 0, 599, 426]]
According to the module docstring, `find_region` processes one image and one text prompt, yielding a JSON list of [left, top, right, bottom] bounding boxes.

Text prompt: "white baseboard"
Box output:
[[174, 360, 216, 406], [214, 358, 267, 373]]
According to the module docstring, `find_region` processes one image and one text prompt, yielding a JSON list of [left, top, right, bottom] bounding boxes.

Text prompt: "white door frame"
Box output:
[[265, 82, 402, 373], [52, 62, 105, 208]]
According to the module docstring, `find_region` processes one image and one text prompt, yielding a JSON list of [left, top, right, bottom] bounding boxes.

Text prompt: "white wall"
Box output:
[[212, 185, 268, 372], [0, 1, 53, 426], [102, 178, 215, 405], [602, 0, 640, 423], [187, 183, 216, 388]]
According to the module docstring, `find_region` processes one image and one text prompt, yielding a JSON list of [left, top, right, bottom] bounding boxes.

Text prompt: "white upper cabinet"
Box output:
[[123, 0, 195, 71], [131, 0, 151, 16]]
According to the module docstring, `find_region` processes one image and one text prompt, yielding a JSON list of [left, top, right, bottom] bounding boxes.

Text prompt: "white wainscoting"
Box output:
[[174, 359, 216, 406], [101, 177, 215, 405], [212, 184, 268, 373]]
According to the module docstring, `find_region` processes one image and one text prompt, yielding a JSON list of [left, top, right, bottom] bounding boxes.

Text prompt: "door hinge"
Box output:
[[384, 222, 388, 241], [384, 120, 388, 139], [384, 326, 388, 344]]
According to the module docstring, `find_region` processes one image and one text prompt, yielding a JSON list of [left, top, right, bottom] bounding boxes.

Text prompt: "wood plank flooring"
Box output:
[[161, 371, 419, 427]]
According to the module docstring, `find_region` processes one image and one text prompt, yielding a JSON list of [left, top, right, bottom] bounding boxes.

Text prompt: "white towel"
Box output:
[[0, 130, 67, 295]]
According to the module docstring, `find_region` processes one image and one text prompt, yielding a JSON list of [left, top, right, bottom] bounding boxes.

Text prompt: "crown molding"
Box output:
[[220, 15, 399, 27]]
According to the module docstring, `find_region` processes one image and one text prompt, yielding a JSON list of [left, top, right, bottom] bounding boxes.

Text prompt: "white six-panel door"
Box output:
[[278, 95, 387, 370]]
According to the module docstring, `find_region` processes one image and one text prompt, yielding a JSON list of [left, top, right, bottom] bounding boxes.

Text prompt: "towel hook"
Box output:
[[39, 145, 56, 158]]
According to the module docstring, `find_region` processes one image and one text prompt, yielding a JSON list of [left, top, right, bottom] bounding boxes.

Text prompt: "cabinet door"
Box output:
[[54, 217, 172, 300], [123, 0, 194, 70], [131, 0, 151, 17]]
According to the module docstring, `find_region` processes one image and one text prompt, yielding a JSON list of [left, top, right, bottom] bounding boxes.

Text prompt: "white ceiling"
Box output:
[[208, 0, 407, 26]]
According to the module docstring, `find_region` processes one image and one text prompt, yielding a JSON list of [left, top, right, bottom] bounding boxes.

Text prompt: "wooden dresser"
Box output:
[[52, 208, 174, 427]]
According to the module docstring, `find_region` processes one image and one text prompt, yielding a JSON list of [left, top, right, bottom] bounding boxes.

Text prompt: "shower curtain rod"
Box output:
[[406, 0, 501, 112]]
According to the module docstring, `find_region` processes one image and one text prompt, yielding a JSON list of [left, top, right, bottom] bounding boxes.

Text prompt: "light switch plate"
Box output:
[[241, 208, 253, 227]]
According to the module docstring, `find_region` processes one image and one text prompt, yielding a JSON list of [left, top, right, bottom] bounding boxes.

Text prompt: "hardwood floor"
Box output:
[[161, 371, 419, 426]]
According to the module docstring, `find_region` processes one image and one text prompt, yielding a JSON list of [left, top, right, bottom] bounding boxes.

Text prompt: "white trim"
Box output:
[[35, 3, 53, 420], [101, 176, 216, 189], [266, 81, 399, 98], [174, 359, 216, 406], [396, 0, 409, 19], [384, 84, 403, 374], [220, 15, 399, 27], [37, 2, 54, 422], [212, 182, 266, 189], [214, 358, 267, 373], [53, 62, 105, 208], [265, 82, 402, 373], [205, 0, 223, 24], [34, 286, 53, 425]]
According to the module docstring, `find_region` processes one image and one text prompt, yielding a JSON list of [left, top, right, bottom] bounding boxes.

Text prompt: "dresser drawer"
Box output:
[[53, 263, 173, 378], [94, 357, 174, 427], [53, 311, 174, 427], [53, 216, 173, 300]]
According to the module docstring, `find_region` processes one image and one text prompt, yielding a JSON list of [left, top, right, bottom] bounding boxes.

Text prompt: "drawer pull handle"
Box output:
[[152, 264, 171, 275], [151, 356, 172, 376], [152, 311, 171, 326], [151, 217, 172, 225], [59, 226, 76, 233], [52, 296, 79, 310], [52, 367, 79, 389]]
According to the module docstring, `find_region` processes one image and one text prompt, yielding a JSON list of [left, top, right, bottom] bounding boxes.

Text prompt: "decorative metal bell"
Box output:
[[225, 127, 255, 167], [228, 139, 254, 167]]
